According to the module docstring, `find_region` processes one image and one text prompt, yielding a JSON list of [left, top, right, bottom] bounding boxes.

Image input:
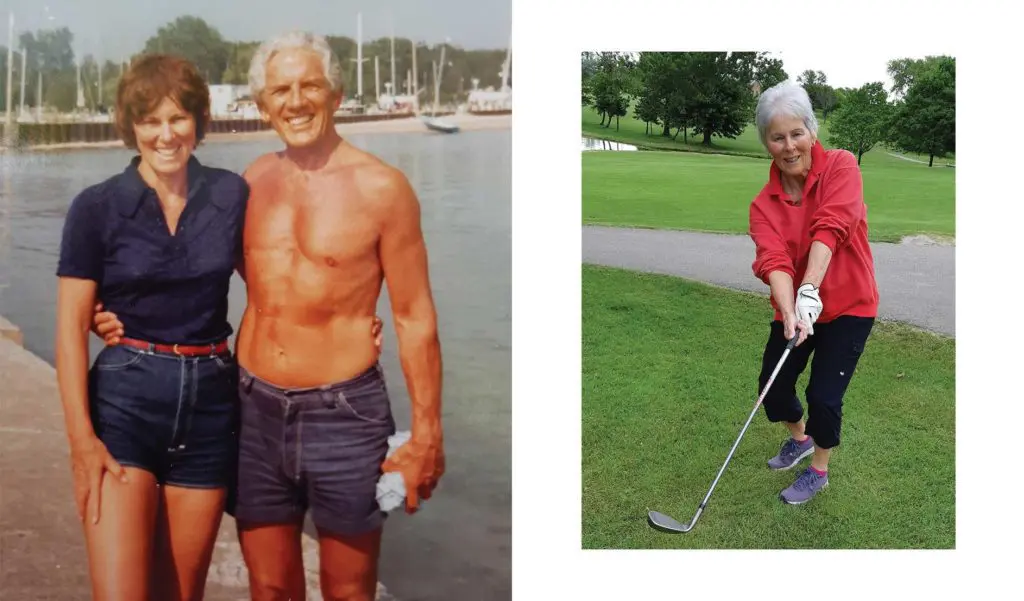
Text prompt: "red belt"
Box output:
[[119, 337, 230, 357]]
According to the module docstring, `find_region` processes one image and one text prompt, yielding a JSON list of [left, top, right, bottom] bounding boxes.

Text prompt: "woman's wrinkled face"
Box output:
[[766, 114, 815, 179], [133, 96, 196, 179]]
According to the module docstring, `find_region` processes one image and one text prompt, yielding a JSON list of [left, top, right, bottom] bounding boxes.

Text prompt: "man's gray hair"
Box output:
[[754, 81, 818, 147], [248, 31, 343, 99]]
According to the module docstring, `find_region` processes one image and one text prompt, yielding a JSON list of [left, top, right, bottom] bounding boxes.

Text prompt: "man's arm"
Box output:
[[377, 171, 442, 443]]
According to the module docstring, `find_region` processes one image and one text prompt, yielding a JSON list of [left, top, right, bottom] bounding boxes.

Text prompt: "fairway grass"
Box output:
[[582, 150, 955, 242], [581, 265, 955, 549], [582, 104, 956, 242]]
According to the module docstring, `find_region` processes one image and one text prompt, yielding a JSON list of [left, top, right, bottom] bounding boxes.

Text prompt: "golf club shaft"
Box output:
[[694, 337, 798, 510], [648, 336, 799, 533]]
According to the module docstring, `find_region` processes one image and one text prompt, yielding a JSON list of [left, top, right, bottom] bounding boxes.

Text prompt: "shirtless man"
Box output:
[[232, 31, 444, 601], [94, 32, 444, 601]]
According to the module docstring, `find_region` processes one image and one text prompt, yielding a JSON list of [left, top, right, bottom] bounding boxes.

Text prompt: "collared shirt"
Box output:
[[57, 155, 249, 345], [748, 140, 879, 323]]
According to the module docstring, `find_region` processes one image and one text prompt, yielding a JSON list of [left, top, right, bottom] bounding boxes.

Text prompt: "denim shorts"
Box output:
[[233, 363, 396, 535], [87, 344, 240, 489]]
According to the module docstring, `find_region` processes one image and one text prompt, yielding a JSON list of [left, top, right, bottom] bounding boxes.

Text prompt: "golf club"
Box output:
[[647, 335, 799, 533]]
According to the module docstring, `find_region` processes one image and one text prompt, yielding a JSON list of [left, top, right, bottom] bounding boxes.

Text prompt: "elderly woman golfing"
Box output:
[[748, 81, 880, 505]]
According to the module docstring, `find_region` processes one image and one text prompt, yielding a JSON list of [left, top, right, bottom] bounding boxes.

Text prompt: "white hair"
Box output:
[[248, 31, 343, 100], [754, 81, 819, 147]]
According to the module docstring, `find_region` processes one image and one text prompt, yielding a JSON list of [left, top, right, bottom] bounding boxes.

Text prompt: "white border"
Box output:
[[513, 0, 1022, 598]]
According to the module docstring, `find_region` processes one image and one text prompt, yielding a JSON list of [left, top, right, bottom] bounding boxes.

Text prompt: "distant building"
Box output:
[[209, 84, 254, 119], [376, 94, 417, 113], [467, 87, 512, 112]]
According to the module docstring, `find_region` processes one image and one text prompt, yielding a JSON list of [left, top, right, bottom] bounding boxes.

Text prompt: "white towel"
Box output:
[[376, 430, 412, 512]]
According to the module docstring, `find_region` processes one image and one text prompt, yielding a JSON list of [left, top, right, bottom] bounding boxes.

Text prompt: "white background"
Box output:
[[512, 0, 1021, 598]]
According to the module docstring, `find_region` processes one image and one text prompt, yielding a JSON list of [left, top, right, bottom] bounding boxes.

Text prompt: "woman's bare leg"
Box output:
[[83, 466, 160, 601], [150, 485, 227, 601]]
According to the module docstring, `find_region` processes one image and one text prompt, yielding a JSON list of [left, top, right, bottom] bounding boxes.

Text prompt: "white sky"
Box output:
[[767, 47, 953, 93], [1, 0, 511, 60]]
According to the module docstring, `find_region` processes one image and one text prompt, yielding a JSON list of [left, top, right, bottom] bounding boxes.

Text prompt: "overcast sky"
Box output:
[[1, 0, 511, 59], [768, 48, 953, 91]]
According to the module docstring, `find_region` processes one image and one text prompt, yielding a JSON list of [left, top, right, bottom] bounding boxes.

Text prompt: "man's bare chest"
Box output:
[[244, 193, 379, 264]]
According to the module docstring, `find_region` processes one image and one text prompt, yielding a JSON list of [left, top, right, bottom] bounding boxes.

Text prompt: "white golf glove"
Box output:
[[795, 283, 823, 335]]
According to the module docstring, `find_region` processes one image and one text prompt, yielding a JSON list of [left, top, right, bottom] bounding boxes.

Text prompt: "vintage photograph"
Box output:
[[581, 50, 955, 548], [0, 0, 511, 599]]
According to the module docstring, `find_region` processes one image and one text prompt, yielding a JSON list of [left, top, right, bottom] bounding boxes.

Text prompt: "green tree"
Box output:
[[681, 52, 757, 146], [754, 55, 788, 93], [141, 16, 230, 84], [588, 52, 633, 130], [797, 69, 826, 87], [796, 69, 838, 120], [582, 51, 599, 105], [632, 94, 661, 135], [887, 57, 955, 167], [887, 56, 951, 98], [222, 41, 260, 86], [634, 51, 693, 139], [827, 82, 891, 164], [23, 28, 75, 72], [1, 28, 78, 112]]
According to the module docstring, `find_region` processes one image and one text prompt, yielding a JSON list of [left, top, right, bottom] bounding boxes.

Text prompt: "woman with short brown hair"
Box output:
[[55, 53, 247, 600]]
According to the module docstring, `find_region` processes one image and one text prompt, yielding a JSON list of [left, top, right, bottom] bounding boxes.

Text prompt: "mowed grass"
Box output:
[[582, 148, 955, 242], [581, 265, 955, 549], [582, 104, 774, 157]]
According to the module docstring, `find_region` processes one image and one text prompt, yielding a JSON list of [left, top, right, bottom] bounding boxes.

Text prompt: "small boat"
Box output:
[[422, 116, 460, 134], [419, 37, 460, 134]]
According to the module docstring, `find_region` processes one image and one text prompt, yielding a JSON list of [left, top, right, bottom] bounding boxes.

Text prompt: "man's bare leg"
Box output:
[[318, 528, 382, 601], [150, 486, 227, 601], [237, 520, 306, 601]]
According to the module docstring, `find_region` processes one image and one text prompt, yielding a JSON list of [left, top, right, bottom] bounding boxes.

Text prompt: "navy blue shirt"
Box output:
[[56, 155, 249, 345]]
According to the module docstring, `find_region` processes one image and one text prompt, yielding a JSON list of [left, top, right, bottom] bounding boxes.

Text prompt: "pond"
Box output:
[[581, 136, 638, 151]]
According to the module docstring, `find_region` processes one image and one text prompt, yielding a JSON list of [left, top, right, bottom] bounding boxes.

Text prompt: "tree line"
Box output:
[[0, 16, 511, 114], [583, 52, 955, 167]]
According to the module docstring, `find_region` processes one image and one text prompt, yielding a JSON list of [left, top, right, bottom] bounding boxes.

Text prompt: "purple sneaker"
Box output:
[[767, 437, 814, 471], [779, 467, 829, 505]]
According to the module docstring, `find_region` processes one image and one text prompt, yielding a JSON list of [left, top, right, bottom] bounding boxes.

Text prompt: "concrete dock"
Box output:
[[0, 319, 394, 600]]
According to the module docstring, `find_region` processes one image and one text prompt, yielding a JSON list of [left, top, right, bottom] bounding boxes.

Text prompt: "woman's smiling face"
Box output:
[[766, 114, 815, 178]]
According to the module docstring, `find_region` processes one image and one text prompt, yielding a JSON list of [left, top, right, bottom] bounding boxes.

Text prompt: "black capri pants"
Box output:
[[758, 316, 874, 449]]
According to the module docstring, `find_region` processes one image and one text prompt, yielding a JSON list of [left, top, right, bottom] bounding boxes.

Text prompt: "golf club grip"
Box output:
[[786, 336, 797, 350]]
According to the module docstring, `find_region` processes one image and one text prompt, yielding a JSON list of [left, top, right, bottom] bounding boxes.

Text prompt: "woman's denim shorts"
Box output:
[[87, 344, 239, 489]]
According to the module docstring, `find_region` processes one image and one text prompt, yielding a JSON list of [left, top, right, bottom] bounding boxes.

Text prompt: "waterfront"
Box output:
[[0, 127, 511, 600], [581, 136, 638, 151]]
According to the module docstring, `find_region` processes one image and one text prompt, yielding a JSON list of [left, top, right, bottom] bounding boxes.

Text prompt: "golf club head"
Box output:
[[647, 510, 695, 533]]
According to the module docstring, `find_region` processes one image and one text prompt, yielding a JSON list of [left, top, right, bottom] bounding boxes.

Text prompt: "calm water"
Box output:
[[581, 136, 637, 151], [0, 129, 511, 601]]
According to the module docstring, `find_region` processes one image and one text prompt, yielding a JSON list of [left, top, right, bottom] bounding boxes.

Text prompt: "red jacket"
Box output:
[[749, 140, 879, 323]]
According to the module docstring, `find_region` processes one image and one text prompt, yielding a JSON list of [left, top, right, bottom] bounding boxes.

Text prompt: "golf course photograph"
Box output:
[[580, 51, 955, 550]]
